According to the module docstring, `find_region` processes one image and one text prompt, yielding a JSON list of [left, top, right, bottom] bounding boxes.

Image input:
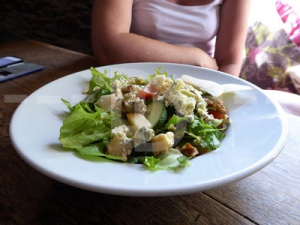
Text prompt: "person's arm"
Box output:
[[214, 0, 252, 76], [91, 0, 218, 69]]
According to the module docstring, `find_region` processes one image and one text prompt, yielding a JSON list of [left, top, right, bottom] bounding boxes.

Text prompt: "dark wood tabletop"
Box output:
[[1, 40, 299, 225]]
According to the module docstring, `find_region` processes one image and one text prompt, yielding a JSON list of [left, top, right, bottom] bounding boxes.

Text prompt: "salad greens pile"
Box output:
[[59, 67, 230, 171]]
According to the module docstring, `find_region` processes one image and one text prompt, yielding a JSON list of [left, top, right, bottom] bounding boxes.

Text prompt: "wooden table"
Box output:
[[1, 40, 299, 225]]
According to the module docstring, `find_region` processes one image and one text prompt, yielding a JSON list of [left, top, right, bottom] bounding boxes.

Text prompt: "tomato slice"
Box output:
[[207, 109, 225, 119], [137, 84, 159, 100]]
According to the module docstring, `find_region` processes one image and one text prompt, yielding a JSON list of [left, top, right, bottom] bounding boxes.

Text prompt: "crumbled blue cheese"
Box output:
[[122, 92, 147, 114], [111, 125, 130, 136], [111, 77, 128, 90], [132, 126, 155, 147], [150, 75, 174, 95], [164, 79, 196, 116], [106, 129, 133, 161], [184, 115, 195, 123], [196, 101, 208, 118]]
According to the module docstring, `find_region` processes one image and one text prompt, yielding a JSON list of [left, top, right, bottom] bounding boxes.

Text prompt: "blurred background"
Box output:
[[0, 0, 94, 55], [1, 0, 300, 94]]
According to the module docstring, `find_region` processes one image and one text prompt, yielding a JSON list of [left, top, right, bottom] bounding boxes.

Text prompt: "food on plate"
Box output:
[[59, 67, 232, 171]]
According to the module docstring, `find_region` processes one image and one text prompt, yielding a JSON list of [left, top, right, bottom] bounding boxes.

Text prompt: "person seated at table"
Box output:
[[91, 0, 252, 77], [91, 0, 300, 116]]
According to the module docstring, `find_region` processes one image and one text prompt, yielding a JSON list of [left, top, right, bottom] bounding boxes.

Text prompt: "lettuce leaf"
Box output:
[[76, 143, 123, 161], [89, 68, 114, 94], [88, 68, 128, 94], [186, 117, 225, 151], [59, 101, 112, 149], [143, 148, 190, 171]]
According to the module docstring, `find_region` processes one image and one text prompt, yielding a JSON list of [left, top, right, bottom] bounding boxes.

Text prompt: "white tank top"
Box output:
[[130, 0, 223, 56]]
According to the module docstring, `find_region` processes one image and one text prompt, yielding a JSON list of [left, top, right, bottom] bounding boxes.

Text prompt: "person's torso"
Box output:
[[130, 0, 223, 55]]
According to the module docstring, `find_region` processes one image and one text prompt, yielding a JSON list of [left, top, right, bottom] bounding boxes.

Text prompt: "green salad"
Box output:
[[59, 67, 230, 171]]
